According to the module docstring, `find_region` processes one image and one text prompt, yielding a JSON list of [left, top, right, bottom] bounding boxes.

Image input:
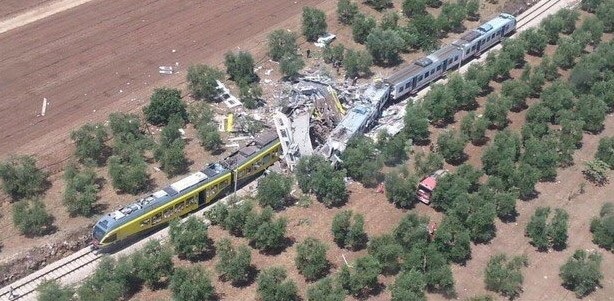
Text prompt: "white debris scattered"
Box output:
[[265, 69, 273, 76], [172, 49, 176, 53], [41, 98, 48, 116], [159, 66, 174, 75], [119, 89, 123, 93]]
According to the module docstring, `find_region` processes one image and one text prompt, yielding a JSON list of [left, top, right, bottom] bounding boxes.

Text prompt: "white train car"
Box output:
[[453, 13, 517, 59], [386, 13, 517, 101]]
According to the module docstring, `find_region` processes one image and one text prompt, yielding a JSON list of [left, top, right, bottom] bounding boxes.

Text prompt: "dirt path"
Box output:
[[0, 0, 96, 34]]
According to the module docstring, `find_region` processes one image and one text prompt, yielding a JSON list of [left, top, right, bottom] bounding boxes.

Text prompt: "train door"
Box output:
[[411, 77, 417, 91], [198, 190, 206, 206], [442, 60, 447, 72]]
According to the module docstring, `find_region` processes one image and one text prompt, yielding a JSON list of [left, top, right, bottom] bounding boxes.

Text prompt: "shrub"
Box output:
[[365, 0, 392, 10], [186, 64, 223, 101], [403, 243, 455, 295], [63, 164, 99, 217], [404, 103, 430, 143], [365, 28, 404, 65], [584, 159, 610, 185], [13, 199, 53, 236], [144, 87, 187, 125], [257, 172, 292, 210], [549, 208, 569, 250], [77, 256, 135, 301], [437, 130, 467, 164], [560, 250, 603, 297], [323, 44, 345, 65], [154, 115, 188, 177], [402, 0, 427, 17], [279, 54, 305, 78], [215, 238, 252, 285], [37, 279, 74, 301], [295, 237, 329, 281], [239, 82, 263, 109], [525, 207, 550, 250], [71, 123, 108, 165], [590, 202, 614, 251], [169, 216, 213, 260], [295, 155, 348, 206], [595, 137, 614, 168], [247, 212, 288, 251], [0, 155, 48, 201], [257, 266, 299, 301], [484, 254, 528, 299], [460, 112, 487, 145], [170, 266, 216, 301]]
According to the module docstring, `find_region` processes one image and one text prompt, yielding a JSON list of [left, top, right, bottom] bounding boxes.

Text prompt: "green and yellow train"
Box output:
[[92, 131, 281, 247]]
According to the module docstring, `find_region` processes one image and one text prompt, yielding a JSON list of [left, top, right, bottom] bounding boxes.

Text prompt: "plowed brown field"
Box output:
[[0, 0, 326, 168]]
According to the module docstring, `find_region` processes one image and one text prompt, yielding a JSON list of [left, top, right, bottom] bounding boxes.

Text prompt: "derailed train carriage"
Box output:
[[387, 13, 517, 100], [92, 131, 281, 248]]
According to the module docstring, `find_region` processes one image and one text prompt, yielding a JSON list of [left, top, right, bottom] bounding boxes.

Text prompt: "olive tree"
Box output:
[[302, 7, 327, 41], [257, 267, 299, 301], [484, 254, 528, 299], [337, 0, 359, 25], [170, 266, 216, 301], [37, 279, 74, 301], [257, 172, 292, 210], [144, 87, 187, 125], [63, 164, 99, 217], [71, 123, 108, 165], [13, 198, 54, 236], [295, 237, 329, 281], [307, 277, 346, 301], [0, 155, 48, 201], [169, 216, 213, 260], [187, 64, 223, 101], [224, 51, 257, 84], [560, 250, 603, 297], [590, 202, 614, 251], [215, 238, 252, 285], [268, 29, 298, 61]]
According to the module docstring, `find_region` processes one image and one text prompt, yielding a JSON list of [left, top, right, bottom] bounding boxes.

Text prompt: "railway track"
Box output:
[[516, 0, 564, 29], [0, 247, 100, 301]]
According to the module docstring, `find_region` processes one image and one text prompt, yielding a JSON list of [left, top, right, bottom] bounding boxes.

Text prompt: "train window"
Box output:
[[472, 45, 476, 51], [437, 65, 441, 71], [140, 218, 150, 227], [418, 75, 423, 81], [399, 86, 404, 92], [405, 82, 410, 88], [466, 49, 470, 55], [448, 59, 453, 64], [455, 56, 459, 61]]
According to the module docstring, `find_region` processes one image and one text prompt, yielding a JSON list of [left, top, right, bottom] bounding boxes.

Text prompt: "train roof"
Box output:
[[221, 131, 279, 169], [95, 163, 230, 232], [94, 131, 279, 233], [386, 61, 425, 86]]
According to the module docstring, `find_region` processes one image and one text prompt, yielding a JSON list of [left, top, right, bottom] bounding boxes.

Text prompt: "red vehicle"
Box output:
[[416, 169, 448, 204]]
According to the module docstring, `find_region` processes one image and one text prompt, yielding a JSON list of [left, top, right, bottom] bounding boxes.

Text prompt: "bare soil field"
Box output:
[[0, 0, 52, 19]]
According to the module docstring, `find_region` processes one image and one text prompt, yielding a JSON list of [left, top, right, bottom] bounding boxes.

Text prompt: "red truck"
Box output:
[[416, 169, 448, 204]]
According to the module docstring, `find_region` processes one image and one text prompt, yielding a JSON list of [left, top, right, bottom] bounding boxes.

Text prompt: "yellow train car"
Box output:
[[92, 132, 280, 248]]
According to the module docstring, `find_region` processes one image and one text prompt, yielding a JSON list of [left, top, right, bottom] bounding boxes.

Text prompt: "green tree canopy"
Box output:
[[63, 164, 99, 217], [13, 198, 53, 236], [71, 123, 108, 165], [341, 136, 383, 187], [295, 155, 348, 207], [590, 202, 614, 251], [560, 250, 603, 297], [343, 48, 373, 78], [307, 276, 346, 301], [37, 279, 74, 301], [390, 270, 427, 301], [365, 28, 404, 65], [337, 0, 359, 25], [268, 29, 298, 61], [170, 266, 216, 301], [132, 240, 173, 288], [257, 172, 292, 210], [186, 64, 223, 100], [224, 51, 257, 84], [257, 266, 299, 301], [144, 87, 187, 125], [295, 237, 329, 281], [367, 234, 403, 274], [484, 254, 528, 299], [169, 216, 213, 260], [352, 14, 376, 44], [339, 255, 382, 297], [0, 155, 48, 201], [302, 7, 327, 41], [215, 238, 252, 285]]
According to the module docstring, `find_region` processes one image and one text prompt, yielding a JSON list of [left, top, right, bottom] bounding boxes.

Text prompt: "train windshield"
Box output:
[[92, 225, 106, 241]]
